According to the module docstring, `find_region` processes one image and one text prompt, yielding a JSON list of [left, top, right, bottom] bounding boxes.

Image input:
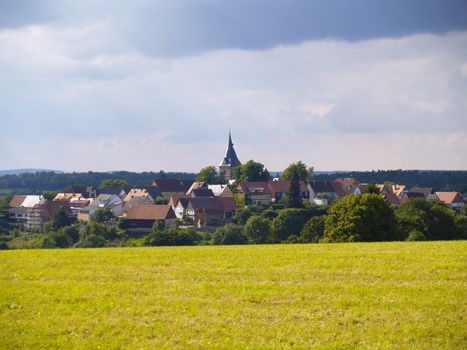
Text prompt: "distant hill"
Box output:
[[0, 169, 64, 176]]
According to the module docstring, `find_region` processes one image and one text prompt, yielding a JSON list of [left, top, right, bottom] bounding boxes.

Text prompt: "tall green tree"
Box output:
[[211, 224, 247, 245], [363, 181, 380, 194], [196, 165, 220, 184], [395, 198, 465, 240], [52, 207, 72, 231], [272, 208, 309, 242], [281, 161, 314, 182], [99, 179, 128, 189], [323, 193, 399, 242], [236, 160, 271, 182], [286, 167, 303, 208], [0, 195, 12, 234]]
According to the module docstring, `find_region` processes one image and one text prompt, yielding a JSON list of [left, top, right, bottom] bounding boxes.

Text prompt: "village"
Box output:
[[5, 133, 465, 233]]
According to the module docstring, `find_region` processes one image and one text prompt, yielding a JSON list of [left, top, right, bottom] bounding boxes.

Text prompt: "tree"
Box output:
[[42, 191, 59, 200], [244, 215, 271, 243], [92, 207, 113, 223], [300, 216, 325, 243], [395, 198, 464, 240], [236, 160, 271, 182], [155, 196, 165, 204], [281, 161, 314, 182], [52, 207, 72, 231], [286, 167, 303, 208], [211, 224, 247, 245], [234, 207, 255, 225], [0, 195, 11, 234], [99, 179, 128, 189], [145, 227, 201, 246], [272, 208, 309, 242], [196, 166, 220, 184], [363, 181, 380, 194], [322, 193, 399, 243]]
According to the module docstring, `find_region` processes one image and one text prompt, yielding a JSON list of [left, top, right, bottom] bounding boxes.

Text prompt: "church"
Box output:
[[219, 132, 241, 181]]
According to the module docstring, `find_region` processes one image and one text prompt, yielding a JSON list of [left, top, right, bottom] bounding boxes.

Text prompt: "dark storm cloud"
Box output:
[[1, 0, 466, 56]]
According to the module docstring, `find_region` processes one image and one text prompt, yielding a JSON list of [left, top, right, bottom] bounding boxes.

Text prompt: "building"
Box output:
[[124, 204, 177, 231], [149, 179, 194, 201], [78, 194, 123, 221], [219, 131, 241, 181], [235, 182, 272, 205], [435, 192, 464, 208], [207, 184, 233, 197], [267, 180, 309, 203]]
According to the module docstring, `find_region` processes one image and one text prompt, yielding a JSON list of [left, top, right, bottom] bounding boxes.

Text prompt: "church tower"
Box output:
[[219, 131, 241, 181]]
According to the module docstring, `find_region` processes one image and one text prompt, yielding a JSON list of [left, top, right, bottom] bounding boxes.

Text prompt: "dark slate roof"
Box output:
[[308, 181, 335, 193], [151, 179, 194, 193], [220, 132, 241, 167], [191, 188, 215, 197]]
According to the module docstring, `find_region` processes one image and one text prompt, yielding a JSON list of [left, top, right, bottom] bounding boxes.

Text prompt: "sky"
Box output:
[[0, 0, 466, 172]]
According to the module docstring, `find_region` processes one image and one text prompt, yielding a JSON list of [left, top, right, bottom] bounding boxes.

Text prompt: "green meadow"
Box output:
[[0, 242, 465, 349]]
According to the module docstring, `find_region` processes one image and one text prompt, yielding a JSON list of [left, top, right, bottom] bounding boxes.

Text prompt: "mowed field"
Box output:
[[0, 242, 465, 349]]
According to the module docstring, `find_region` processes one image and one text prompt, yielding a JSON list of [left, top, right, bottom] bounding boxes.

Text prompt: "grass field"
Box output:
[[0, 242, 465, 349]]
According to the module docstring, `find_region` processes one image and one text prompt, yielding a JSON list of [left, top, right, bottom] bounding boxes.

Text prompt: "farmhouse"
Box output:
[[124, 204, 176, 231]]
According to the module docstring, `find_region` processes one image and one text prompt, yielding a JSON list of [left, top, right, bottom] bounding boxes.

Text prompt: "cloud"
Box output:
[[1, 0, 466, 56], [0, 20, 466, 171]]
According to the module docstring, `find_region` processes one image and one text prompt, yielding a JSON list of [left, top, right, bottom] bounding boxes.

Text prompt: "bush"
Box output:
[[211, 224, 247, 245], [144, 227, 201, 246], [272, 208, 309, 242], [244, 216, 271, 244], [300, 216, 325, 243], [42, 231, 72, 248], [406, 230, 426, 241], [234, 207, 255, 225], [261, 209, 278, 220]]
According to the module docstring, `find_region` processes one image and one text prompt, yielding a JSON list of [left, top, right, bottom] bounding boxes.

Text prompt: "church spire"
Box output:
[[220, 131, 241, 167]]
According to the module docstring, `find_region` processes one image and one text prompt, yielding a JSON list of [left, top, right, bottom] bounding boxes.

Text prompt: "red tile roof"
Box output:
[[435, 192, 464, 204]]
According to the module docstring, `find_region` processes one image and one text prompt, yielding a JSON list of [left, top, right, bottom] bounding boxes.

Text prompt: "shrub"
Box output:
[[300, 216, 325, 243], [211, 224, 247, 245], [272, 208, 309, 242], [244, 215, 271, 244]]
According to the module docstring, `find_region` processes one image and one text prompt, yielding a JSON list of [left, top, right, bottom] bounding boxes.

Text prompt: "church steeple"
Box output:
[[219, 131, 241, 181], [221, 131, 240, 167]]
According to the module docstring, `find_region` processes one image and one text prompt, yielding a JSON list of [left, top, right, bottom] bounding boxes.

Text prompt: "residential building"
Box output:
[[149, 179, 194, 200], [207, 184, 233, 197], [124, 204, 176, 231], [235, 182, 272, 205], [308, 181, 338, 205], [435, 192, 464, 208], [78, 194, 123, 221]]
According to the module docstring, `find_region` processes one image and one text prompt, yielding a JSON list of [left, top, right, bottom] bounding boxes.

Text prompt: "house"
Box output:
[[53, 193, 84, 202], [78, 194, 123, 221], [186, 181, 206, 195], [69, 199, 91, 218], [235, 182, 272, 205], [378, 185, 401, 206], [400, 192, 425, 205], [185, 197, 237, 227], [123, 188, 154, 203], [124, 204, 176, 232], [7, 195, 43, 229], [28, 199, 72, 230], [219, 131, 241, 181], [122, 196, 154, 216], [67, 185, 97, 199], [410, 187, 436, 200], [98, 188, 127, 199], [172, 197, 192, 219], [308, 181, 338, 205], [190, 188, 215, 198], [435, 192, 464, 208], [149, 179, 194, 200], [207, 184, 233, 197], [267, 180, 309, 203]]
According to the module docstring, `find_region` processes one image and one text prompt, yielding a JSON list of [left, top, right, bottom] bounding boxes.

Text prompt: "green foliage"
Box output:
[[260, 209, 278, 220], [52, 207, 73, 231], [41, 231, 72, 248], [42, 191, 59, 200], [234, 207, 255, 225], [300, 216, 325, 243], [144, 227, 201, 246], [363, 181, 380, 194], [0, 194, 12, 234], [211, 224, 247, 245], [232, 194, 245, 208], [99, 179, 128, 189], [243, 215, 271, 244], [323, 193, 399, 242], [92, 207, 113, 223], [236, 160, 271, 182], [196, 165, 222, 184], [395, 198, 465, 240], [286, 167, 303, 208], [406, 229, 427, 241], [155, 196, 165, 205], [272, 208, 309, 242], [281, 161, 313, 182]]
